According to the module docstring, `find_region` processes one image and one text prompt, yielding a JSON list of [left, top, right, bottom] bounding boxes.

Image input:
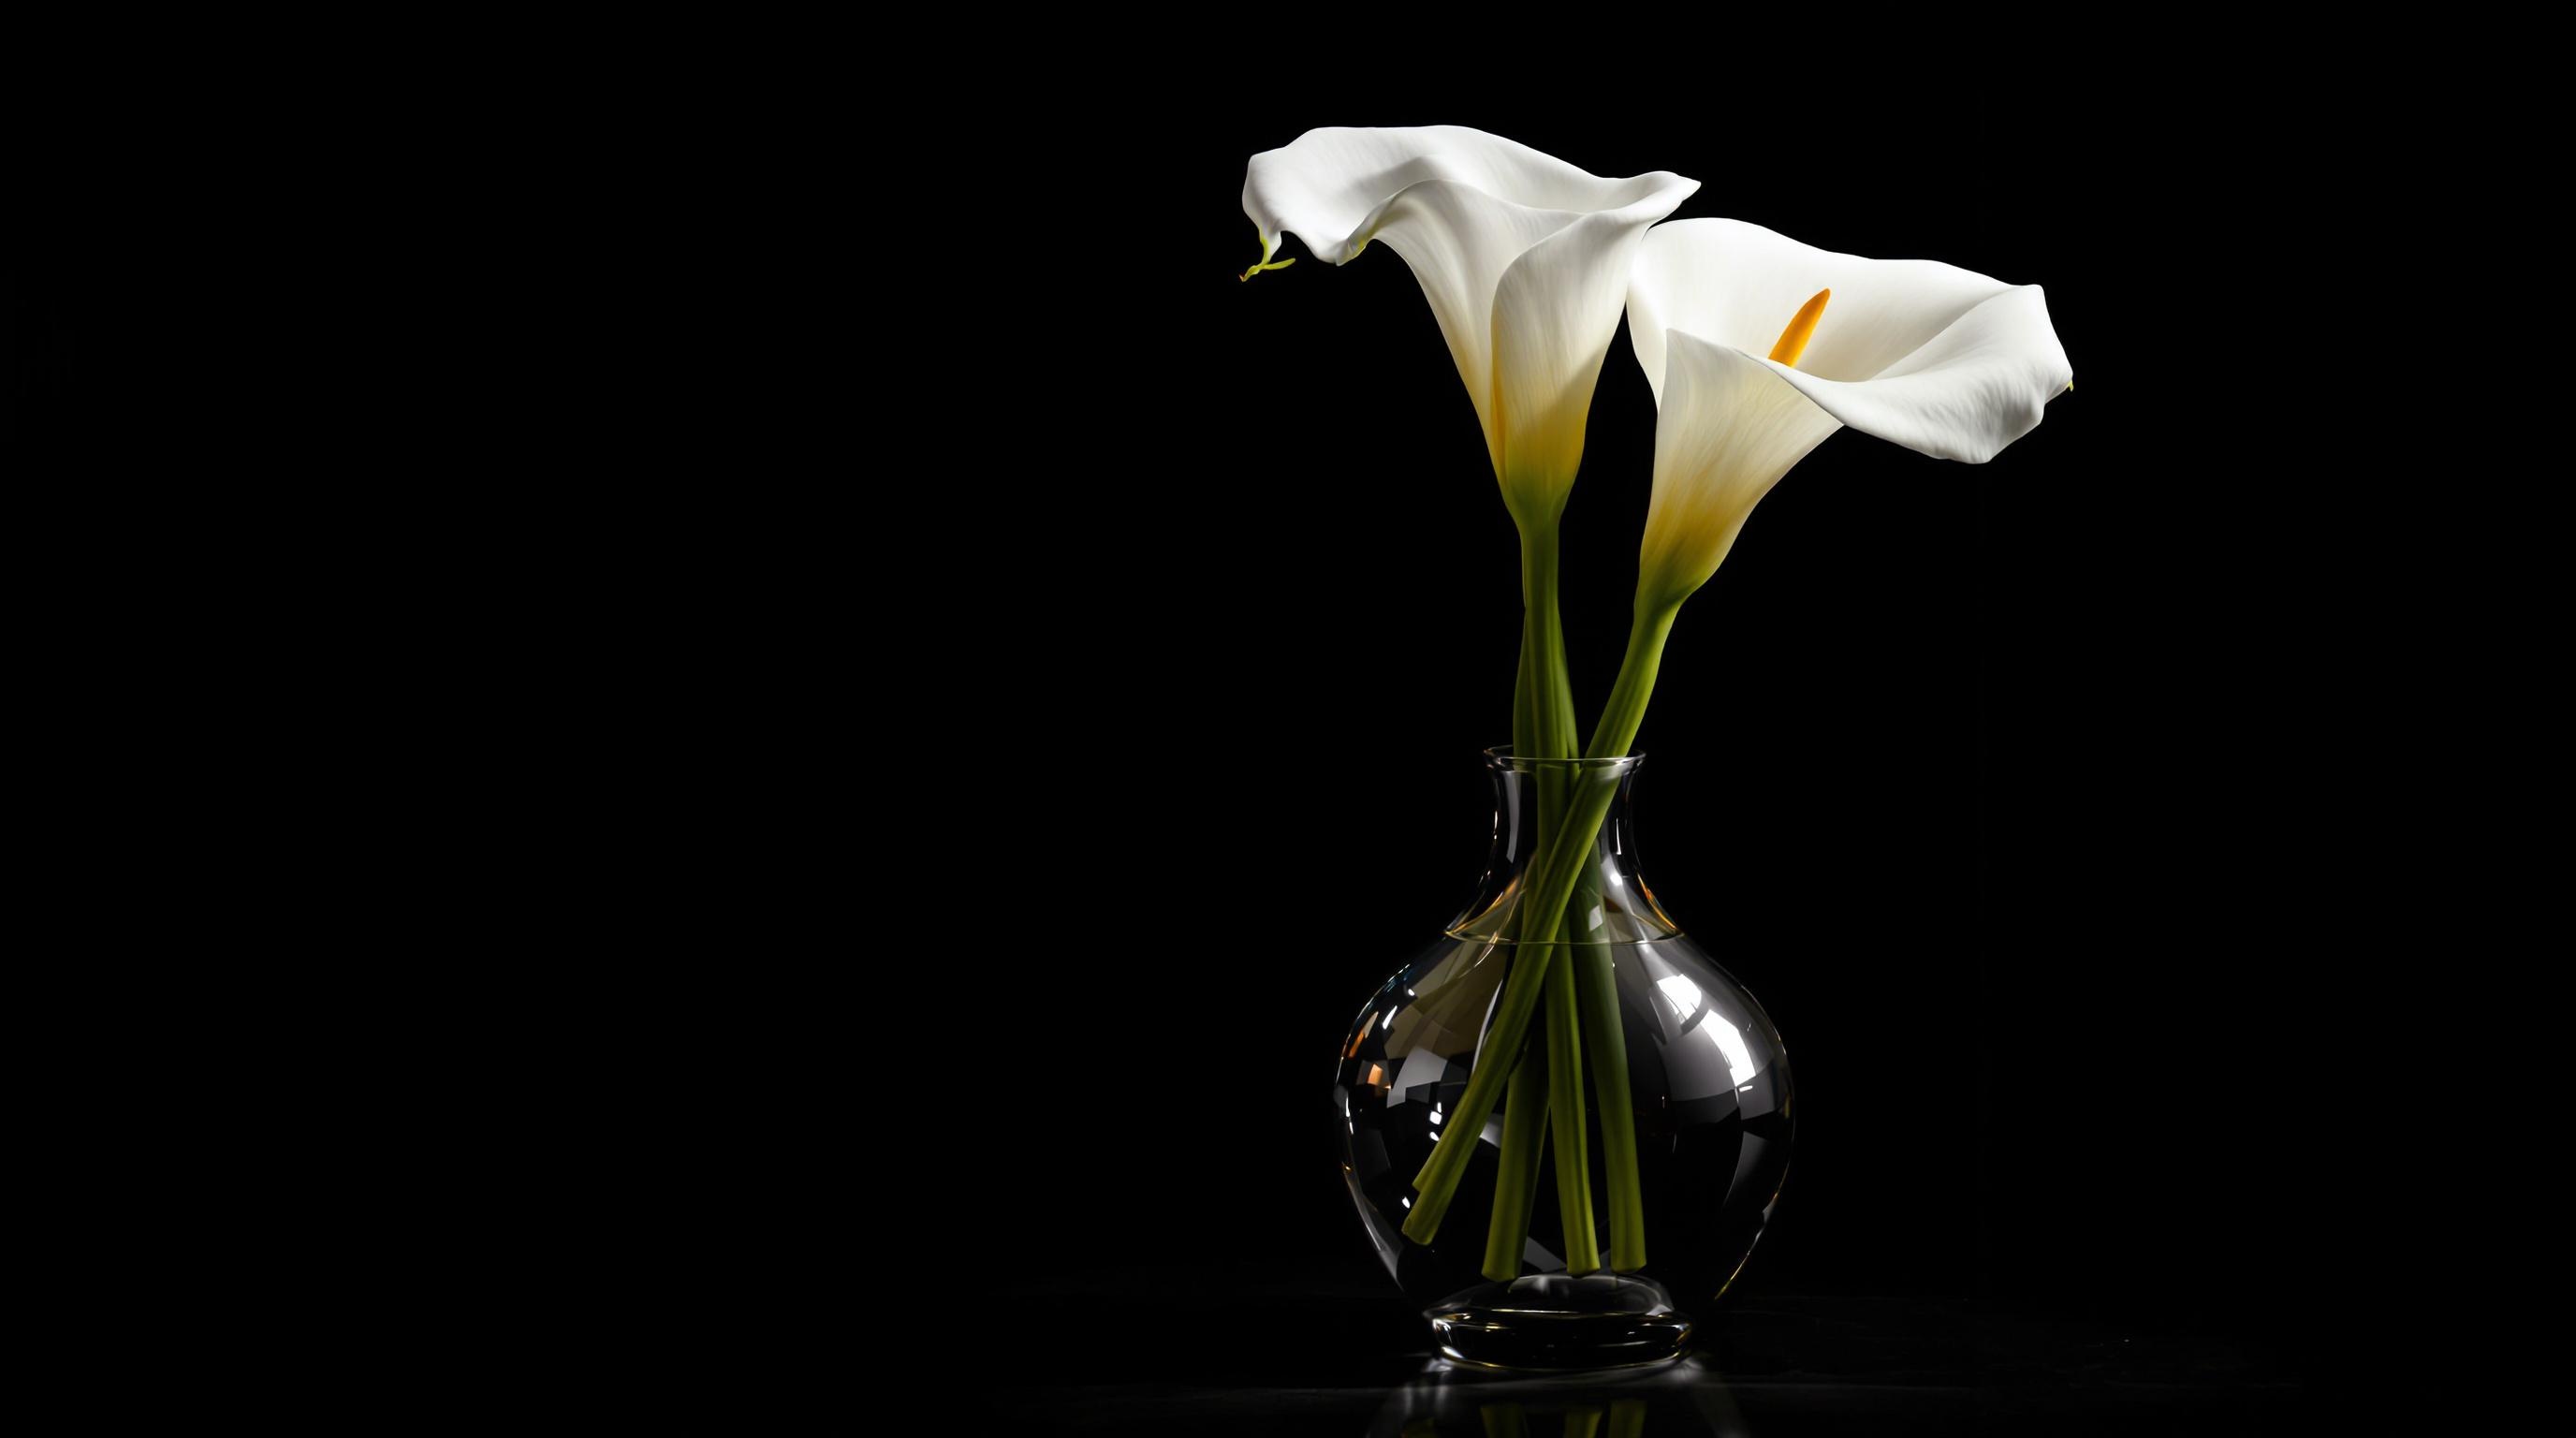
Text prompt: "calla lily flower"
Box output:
[[1624, 217, 2075, 609], [1241, 125, 1699, 529], [1243, 128, 1700, 1271]]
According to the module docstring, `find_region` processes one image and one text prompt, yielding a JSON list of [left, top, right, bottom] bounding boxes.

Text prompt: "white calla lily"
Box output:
[[1243, 128, 1700, 1271], [1625, 217, 2075, 609], [1241, 125, 1699, 528]]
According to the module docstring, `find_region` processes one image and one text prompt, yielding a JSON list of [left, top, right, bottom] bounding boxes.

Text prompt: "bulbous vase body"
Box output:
[[1332, 749, 1794, 1369]]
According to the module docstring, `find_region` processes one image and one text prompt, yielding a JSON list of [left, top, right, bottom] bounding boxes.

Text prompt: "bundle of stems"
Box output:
[[1402, 520, 1686, 1279]]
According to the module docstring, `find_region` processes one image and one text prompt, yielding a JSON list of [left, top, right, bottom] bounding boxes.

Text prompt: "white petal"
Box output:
[[1244, 125, 1682, 269], [1628, 219, 2012, 395], [1637, 331, 1844, 609], [1627, 219, 2071, 463], [1489, 180, 1700, 519], [1244, 126, 1696, 487], [1357, 179, 1585, 476], [1764, 286, 2072, 462]]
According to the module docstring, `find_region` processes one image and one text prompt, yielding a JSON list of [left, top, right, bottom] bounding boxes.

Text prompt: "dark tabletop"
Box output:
[[981, 1264, 2299, 1435]]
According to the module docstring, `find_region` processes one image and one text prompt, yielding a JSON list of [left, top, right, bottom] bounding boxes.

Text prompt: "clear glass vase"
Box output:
[[1333, 747, 1795, 1370]]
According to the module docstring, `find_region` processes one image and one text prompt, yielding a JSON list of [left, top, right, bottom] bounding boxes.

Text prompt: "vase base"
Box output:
[[1424, 1272, 1693, 1371]]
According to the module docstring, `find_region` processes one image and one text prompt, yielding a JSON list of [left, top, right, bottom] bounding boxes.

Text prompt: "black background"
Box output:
[[5, 52, 2310, 1431], [929, 70, 2303, 1427]]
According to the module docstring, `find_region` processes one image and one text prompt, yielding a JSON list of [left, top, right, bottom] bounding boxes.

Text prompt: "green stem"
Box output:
[[1402, 600, 1683, 1250], [1474, 522, 1584, 1275], [1520, 529, 1598, 1271], [1543, 917, 1600, 1274], [1573, 932, 1644, 1270], [1522, 523, 1576, 760], [1483, 584, 1544, 1278], [1481, 1025, 1548, 1280], [1575, 601, 1678, 1271], [1553, 843, 1610, 1272], [1585, 602, 1680, 765]]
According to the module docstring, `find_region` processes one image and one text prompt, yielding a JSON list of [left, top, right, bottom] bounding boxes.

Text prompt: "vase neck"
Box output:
[[1446, 749, 1681, 944]]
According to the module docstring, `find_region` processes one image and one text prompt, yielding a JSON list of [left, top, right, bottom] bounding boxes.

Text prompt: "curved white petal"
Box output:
[[1244, 125, 1696, 505], [1244, 125, 1680, 269], [1764, 286, 2071, 462], [1358, 179, 1584, 476], [1490, 184, 1697, 520], [1637, 331, 1844, 609], [1628, 219, 2072, 464]]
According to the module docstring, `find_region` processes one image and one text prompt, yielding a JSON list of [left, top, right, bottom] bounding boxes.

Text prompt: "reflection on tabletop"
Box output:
[[1368, 1354, 1745, 1438]]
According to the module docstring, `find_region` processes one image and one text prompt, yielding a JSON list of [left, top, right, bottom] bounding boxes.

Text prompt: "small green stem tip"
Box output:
[[1239, 229, 1295, 281]]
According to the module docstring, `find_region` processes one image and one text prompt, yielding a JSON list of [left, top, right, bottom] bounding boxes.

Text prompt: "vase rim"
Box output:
[[1481, 744, 1647, 772]]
